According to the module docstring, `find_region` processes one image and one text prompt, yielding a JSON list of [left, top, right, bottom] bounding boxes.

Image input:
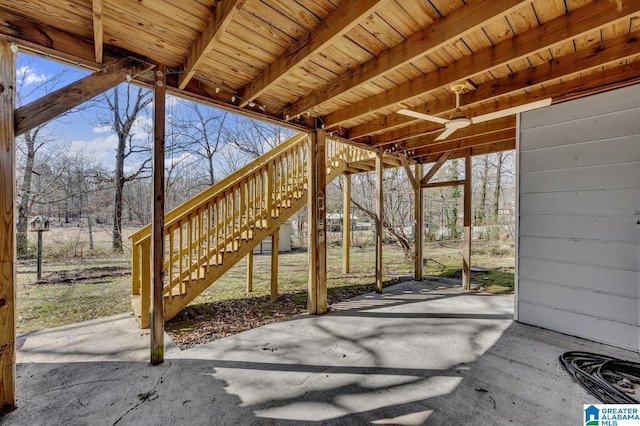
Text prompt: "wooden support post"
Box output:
[[463, 152, 472, 290], [375, 148, 383, 293], [342, 173, 351, 274], [0, 40, 17, 413], [271, 228, 278, 301], [150, 65, 166, 365], [246, 251, 253, 294], [414, 163, 424, 281], [308, 130, 327, 314]]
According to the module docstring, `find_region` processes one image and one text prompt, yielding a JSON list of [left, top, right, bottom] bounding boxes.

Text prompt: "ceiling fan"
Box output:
[[397, 83, 551, 141]]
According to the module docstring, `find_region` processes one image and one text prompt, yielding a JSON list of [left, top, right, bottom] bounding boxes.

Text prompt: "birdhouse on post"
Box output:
[[29, 215, 50, 232], [29, 216, 50, 281]]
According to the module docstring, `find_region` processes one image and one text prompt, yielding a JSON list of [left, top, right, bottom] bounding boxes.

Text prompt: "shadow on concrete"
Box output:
[[4, 280, 639, 425]]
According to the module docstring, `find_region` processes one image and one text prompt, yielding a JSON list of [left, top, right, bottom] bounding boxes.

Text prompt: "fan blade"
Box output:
[[398, 109, 449, 125], [470, 99, 552, 124], [434, 126, 458, 141]]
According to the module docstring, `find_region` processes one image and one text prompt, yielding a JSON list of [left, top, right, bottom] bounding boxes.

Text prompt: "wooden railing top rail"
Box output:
[[130, 131, 378, 244], [130, 131, 309, 243]]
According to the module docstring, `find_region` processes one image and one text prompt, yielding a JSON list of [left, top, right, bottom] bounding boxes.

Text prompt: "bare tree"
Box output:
[[103, 85, 153, 252], [232, 119, 293, 158], [348, 171, 413, 257], [176, 102, 229, 186], [15, 61, 87, 256]]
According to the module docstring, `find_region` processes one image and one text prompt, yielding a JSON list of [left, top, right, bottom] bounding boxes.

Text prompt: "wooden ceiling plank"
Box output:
[[286, 0, 529, 117], [348, 1, 637, 139], [0, 7, 101, 69], [238, 0, 389, 108], [420, 151, 454, 185], [178, 0, 243, 90], [15, 58, 154, 136], [325, 0, 640, 128], [92, 0, 103, 64], [365, 31, 640, 145]]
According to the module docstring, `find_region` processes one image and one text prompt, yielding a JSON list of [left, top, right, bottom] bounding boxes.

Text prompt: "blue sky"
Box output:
[[16, 53, 253, 171]]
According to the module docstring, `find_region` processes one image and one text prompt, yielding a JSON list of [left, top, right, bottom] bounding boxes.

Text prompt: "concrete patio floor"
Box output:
[[3, 279, 638, 425]]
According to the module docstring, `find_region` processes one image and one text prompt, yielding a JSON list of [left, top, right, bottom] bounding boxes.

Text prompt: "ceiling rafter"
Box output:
[[178, 0, 244, 90], [415, 139, 516, 164], [392, 117, 515, 154], [238, 0, 389, 108], [412, 127, 516, 159], [364, 33, 640, 146], [322, 0, 640, 128], [284, 0, 529, 118], [351, 31, 640, 140], [92, 0, 103, 63], [0, 7, 102, 69]]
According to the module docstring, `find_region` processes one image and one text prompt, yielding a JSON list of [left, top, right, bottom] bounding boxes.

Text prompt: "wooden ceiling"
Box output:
[[1, 0, 639, 162]]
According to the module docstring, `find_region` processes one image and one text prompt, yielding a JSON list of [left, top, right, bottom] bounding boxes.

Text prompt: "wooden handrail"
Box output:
[[130, 132, 309, 243], [130, 130, 378, 327]]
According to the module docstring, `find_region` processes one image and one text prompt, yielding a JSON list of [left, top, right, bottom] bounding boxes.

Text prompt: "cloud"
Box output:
[[92, 124, 113, 134], [17, 65, 51, 86], [68, 134, 119, 164]]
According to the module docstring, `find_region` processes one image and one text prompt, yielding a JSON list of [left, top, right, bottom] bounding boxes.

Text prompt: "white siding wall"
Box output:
[[517, 84, 640, 352]]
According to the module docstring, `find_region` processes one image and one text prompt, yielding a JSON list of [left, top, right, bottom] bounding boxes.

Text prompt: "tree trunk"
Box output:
[[477, 154, 489, 226], [493, 152, 504, 223], [87, 214, 95, 251], [112, 151, 125, 252], [17, 131, 36, 257], [448, 159, 460, 240]]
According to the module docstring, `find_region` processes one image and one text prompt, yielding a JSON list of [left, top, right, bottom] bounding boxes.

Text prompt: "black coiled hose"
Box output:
[[560, 351, 640, 404]]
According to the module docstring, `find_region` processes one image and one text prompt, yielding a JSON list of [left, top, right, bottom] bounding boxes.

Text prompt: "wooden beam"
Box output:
[[422, 179, 466, 189], [246, 251, 253, 293], [399, 154, 417, 191], [416, 139, 515, 163], [178, 0, 243, 90], [239, 0, 387, 108], [285, 0, 529, 117], [414, 163, 423, 281], [352, 31, 640, 141], [308, 133, 318, 314], [150, 65, 166, 366], [390, 117, 515, 151], [15, 57, 153, 136], [308, 131, 327, 314], [462, 153, 472, 290], [0, 8, 103, 70], [271, 228, 279, 301], [466, 32, 640, 105], [375, 147, 383, 293], [324, 0, 640, 127], [411, 129, 516, 158], [342, 174, 351, 274], [0, 40, 16, 414], [420, 151, 453, 186], [92, 0, 103, 64]]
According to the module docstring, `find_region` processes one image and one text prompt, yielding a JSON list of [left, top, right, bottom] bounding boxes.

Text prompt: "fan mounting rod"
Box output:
[[450, 83, 466, 109]]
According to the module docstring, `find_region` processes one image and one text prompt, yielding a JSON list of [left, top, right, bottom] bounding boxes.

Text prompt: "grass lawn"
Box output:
[[16, 241, 514, 336]]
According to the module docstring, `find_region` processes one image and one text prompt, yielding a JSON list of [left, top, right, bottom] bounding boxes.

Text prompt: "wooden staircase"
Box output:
[[129, 132, 380, 328]]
